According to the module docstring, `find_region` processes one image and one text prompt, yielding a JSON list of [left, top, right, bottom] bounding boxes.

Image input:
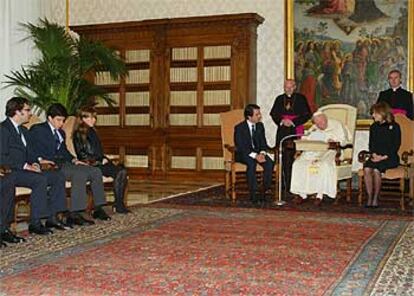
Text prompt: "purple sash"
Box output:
[[282, 115, 304, 135]]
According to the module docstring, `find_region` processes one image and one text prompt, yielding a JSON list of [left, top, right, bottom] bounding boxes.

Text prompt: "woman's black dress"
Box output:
[[364, 121, 401, 173]]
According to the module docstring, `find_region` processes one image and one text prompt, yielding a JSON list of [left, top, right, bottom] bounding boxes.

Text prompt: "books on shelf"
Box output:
[[171, 156, 196, 169], [202, 157, 224, 170], [169, 114, 197, 126], [95, 71, 120, 85], [126, 69, 150, 84], [203, 90, 231, 106], [170, 67, 198, 82], [96, 114, 119, 126], [125, 155, 148, 168], [204, 66, 230, 82], [203, 114, 221, 126], [170, 91, 197, 106], [125, 92, 150, 106], [125, 49, 150, 63], [96, 93, 120, 107], [172, 47, 197, 60], [125, 114, 150, 126], [204, 45, 231, 59]]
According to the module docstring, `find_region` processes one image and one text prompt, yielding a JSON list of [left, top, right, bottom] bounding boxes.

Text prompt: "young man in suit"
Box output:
[[0, 97, 69, 236], [234, 104, 274, 204], [0, 173, 16, 247], [30, 103, 110, 226]]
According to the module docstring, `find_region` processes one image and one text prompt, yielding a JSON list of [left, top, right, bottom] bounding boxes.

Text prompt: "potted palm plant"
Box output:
[[3, 19, 127, 115]]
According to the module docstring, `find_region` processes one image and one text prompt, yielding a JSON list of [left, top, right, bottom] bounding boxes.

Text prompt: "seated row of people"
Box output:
[[0, 97, 129, 248], [234, 101, 401, 208]]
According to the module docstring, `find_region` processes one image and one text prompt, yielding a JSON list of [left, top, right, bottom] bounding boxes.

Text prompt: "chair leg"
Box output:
[[401, 179, 405, 211], [225, 171, 230, 199], [334, 182, 341, 205], [346, 178, 352, 203], [231, 169, 236, 203], [358, 174, 363, 206]]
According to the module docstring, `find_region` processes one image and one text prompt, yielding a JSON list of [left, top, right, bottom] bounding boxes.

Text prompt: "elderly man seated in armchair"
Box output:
[[291, 111, 351, 206]]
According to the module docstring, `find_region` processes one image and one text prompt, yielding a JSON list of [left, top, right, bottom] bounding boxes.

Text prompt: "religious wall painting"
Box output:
[[285, 0, 413, 125]]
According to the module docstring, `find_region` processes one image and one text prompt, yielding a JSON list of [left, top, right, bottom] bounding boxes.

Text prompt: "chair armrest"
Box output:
[[402, 149, 414, 165], [224, 144, 236, 162], [358, 150, 371, 163]]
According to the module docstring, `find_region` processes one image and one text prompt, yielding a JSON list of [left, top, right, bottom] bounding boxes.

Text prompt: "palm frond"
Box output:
[[2, 18, 127, 115]]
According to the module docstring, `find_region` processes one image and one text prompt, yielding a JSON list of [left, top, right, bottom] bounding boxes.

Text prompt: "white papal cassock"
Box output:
[[290, 118, 351, 199]]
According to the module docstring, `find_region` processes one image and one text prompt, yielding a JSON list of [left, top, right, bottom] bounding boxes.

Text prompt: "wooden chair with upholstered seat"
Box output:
[[220, 109, 278, 202], [357, 114, 414, 210]]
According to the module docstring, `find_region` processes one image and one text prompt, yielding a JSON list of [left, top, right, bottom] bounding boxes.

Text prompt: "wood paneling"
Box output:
[[72, 13, 263, 181]]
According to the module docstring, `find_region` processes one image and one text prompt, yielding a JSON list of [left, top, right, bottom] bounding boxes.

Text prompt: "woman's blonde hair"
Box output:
[[370, 102, 394, 123], [73, 106, 98, 143]]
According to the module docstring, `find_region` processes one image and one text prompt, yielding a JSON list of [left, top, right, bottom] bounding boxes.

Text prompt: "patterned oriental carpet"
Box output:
[[0, 188, 413, 295]]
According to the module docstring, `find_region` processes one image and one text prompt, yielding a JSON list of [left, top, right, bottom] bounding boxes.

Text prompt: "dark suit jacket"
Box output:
[[234, 120, 268, 161], [29, 122, 74, 164], [377, 87, 414, 120], [0, 118, 37, 170]]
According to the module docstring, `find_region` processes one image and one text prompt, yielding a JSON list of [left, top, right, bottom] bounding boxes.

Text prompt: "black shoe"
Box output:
[[79, 215, 95, 225], [92, 208, 111, 221], [113, 204, 130, 214], [0, 239, 6, 248], [66, 213, 84, 226], [67, 213, 95, 226], [28, 223, 53, 235], [1, 228, 26, 243], [45, 219, 70, 231]]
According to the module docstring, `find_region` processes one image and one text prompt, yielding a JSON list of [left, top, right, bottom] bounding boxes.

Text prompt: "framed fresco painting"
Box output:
[[285, 0, 414, 127]]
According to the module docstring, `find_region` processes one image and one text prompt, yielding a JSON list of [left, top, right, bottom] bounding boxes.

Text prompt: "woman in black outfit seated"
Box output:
[[363, 102, 401, 208], [73, 107, 130, 213]]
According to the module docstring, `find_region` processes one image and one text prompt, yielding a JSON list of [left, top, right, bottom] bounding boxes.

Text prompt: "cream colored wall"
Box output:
[[43, 0, 366, 170]]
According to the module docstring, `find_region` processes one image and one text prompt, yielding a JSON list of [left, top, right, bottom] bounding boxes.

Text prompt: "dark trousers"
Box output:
[[99, 162, 128, 206], [281, 144, 295, 191], [13, 170, 66, 223], [0, 174, 16, 231], [61, 163, 106, 211], [237, 154, 274, 199]]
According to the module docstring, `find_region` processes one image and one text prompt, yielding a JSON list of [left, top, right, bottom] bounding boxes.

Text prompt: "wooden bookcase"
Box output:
[[72, 13, 264, 181]]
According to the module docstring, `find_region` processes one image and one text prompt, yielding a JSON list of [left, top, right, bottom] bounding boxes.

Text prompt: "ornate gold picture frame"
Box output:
[[285, 0, 413, 128]]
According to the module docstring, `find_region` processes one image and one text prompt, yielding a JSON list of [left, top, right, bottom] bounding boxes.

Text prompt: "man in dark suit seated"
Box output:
[[0, 173, 17, 247], [0, 97, 69, 236], [30, 103, 110, 226], [234, 104, 274, 204]]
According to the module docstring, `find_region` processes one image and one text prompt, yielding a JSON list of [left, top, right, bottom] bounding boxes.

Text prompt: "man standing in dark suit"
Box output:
[[0, 173, 16, 247], [0, 97, 69, 236], [30, 103, 110, 226], [234, 104, 274, 204], [270, 79, 311, 191], [377, 69, 414, 120]]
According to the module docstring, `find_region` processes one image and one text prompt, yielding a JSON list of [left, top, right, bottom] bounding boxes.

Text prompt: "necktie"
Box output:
[[54, 129, 61, 151], [252, 124, 258, 149], [17, 127, 27, 147]]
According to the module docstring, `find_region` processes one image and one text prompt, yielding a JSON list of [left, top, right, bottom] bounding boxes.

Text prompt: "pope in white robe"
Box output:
[[290, 112, 351, 204]]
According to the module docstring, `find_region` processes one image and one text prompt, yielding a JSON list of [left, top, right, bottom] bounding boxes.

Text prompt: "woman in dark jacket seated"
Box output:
[[363, 102, 401, 208], [73, 107, 130, 213]]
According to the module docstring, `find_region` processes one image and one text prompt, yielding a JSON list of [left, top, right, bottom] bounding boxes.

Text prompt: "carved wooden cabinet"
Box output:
[[72, 13, 264, 180]]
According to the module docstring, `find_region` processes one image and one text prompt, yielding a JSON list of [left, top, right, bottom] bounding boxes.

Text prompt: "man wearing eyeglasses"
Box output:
[[0, 97, 69, 239]]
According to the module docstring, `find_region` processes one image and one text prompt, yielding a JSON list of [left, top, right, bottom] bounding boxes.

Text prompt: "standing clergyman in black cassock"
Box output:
[[270, 79, 311, 191]]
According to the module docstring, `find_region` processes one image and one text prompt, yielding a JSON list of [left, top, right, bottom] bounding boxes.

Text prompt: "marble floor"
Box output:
[[110, 179, 221, 206]]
